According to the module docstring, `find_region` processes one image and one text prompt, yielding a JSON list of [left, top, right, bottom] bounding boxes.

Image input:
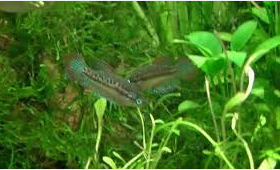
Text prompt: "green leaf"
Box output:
[[188, 55, 225, 75], [103, 156, 117, 169], [204, 57, 226, 75], [258, 157, 277, 169], [225, 92, 246, 111], [226, 51, 247, 67], [112, 151, 126, 164], [187, 31, 222, 56], [178, 100, 200, 113], [251, 36, 280, 64], [188, 55, 207, 68], [231, 20, 257, 51], [94, 97, 107, 120], [252, 7, 270, 24]]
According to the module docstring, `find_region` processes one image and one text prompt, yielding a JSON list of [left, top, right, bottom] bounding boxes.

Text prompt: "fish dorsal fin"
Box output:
[[89, 58, 114, 72], [152, 56, 175, 66]]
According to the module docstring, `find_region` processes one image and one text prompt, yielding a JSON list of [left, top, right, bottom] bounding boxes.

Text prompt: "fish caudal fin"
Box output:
[[175, 57, 198, 81], [64, 53, 88, 81]]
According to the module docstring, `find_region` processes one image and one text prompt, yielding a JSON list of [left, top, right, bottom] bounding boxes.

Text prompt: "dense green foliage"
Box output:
[[0, 1, 280, 168]]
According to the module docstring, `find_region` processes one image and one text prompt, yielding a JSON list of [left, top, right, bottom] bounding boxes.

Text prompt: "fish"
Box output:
[[128, 56, 198, 95], [64, 53, 146, 107], [89, 58, 114, 73]]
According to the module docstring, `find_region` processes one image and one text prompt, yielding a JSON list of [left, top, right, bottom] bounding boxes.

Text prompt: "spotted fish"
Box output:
[[128, 56, 198, 95], [64, 53, 145, 107]]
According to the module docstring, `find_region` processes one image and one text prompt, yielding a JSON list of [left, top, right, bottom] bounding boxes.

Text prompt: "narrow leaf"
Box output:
[[103, 156, 117, 169], [225, 92, 246, 111], [252, 7, 270, 24], [231, 20, 257, 51], [258, 157, 277, 169], [251, 36, 280, 64]]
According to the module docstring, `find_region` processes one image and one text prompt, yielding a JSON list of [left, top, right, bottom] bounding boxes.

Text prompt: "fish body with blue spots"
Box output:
[[64, 53, 145, 107]]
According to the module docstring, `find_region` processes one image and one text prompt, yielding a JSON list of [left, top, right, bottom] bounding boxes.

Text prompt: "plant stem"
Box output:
[[146, 114, 155, 169], [221, 108, 227, 141], [137, 108, 146, 153], [232, 114, 254, 169], [155, 120, 235, 169], [85, 157, 92, 169], [123, 151, 144, 169], [95, 119, 103, 162], [205, 76, 220, 142], [152, 117, 181, 168]]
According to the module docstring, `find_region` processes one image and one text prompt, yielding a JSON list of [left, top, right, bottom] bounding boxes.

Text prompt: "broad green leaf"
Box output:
[[226, 51, 247, 67], [173, 39, 212, 57], [252, 7, 270, 24], [251, 36, 280, 64], [204, 57, 226, 75], [231, 20, 257, 51], [188, 55, 207, 68], [187, 31, 222, 56], [258, 157, 277, 169], [103, 156, 117, 169], [188, 55, 225, 75], [178, 100, 200, 113], [225, 92, 246, 111], [94, 98, 107, 120]]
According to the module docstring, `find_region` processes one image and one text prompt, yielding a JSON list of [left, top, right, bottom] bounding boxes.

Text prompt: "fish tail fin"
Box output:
[[64, 53, 88, 81], [175, 57, 198, 81]]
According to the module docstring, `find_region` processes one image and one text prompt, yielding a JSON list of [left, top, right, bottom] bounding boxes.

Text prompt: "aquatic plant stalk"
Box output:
[[137, 108, 146, 153], [146, 114, 155, 169], [155, 119, 234, 169], [123, 151, 144, 169], [152, 117, 182, 168], [205, 76, 220, 142], [231, 113, 254, 169]]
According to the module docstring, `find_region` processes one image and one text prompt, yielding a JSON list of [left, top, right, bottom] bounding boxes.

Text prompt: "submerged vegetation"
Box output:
[[0, 1, 280, 168]]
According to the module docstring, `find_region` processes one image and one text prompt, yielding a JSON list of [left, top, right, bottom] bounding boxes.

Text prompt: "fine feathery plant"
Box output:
[[1, 1, 280, 169]]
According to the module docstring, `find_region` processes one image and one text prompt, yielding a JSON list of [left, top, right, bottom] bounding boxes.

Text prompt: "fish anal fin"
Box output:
[[148, 79, 180, 95]]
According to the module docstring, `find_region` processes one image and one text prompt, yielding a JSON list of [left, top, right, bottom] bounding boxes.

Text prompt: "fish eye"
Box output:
[[135, 98, 142, 105]]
